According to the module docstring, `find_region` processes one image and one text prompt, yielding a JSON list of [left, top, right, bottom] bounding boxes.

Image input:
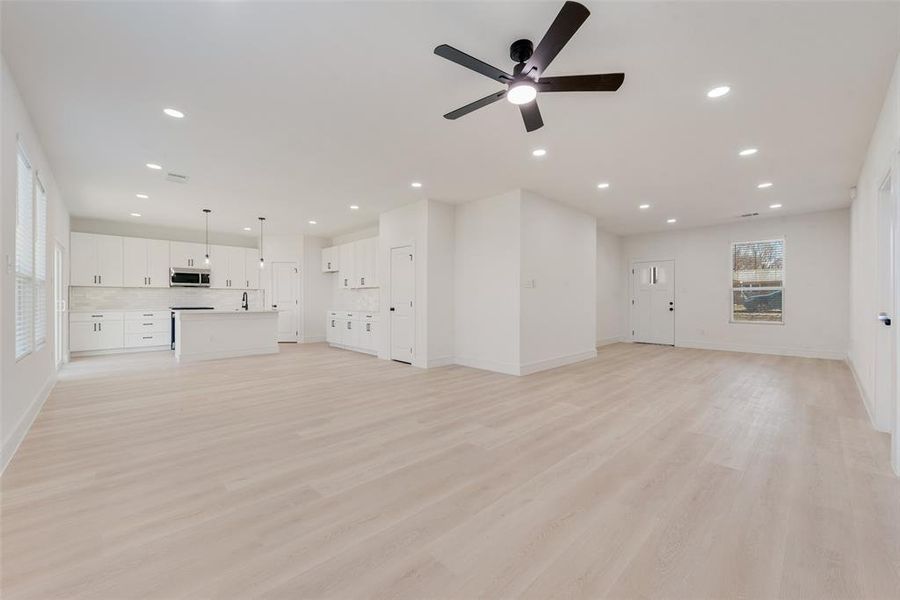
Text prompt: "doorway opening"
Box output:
[[53, 242, 66, 368]]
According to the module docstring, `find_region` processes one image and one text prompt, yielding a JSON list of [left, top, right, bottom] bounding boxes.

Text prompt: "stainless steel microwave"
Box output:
[[170, 267, 211, 287]]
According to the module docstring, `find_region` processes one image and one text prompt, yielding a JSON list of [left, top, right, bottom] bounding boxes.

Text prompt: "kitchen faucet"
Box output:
[[241, 292, 249, 311]]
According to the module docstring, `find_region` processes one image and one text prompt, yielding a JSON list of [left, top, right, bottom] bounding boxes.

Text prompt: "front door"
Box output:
[[631, 260, 675, 345], [390, 246, 414, 363], [271, 262, 298, 343]]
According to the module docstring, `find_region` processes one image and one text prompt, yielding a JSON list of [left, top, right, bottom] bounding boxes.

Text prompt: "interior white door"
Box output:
[[631, 260, 675, 345], [272, 262, 298, 342], [875, 171, 897, 434], [390, 246, 415, 363]]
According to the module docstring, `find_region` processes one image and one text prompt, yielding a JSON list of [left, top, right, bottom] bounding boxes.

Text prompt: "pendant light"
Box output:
[[258, 217, 266, 269], [202, 209, 211, 265]]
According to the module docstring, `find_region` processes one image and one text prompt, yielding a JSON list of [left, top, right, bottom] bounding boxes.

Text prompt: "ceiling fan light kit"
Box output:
[[434, 1, 625, 132]]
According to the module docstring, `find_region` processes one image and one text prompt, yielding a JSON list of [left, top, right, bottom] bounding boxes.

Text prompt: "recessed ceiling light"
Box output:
[[707, 85, 730, 98], [667, 218, 677, 224], [639, 204, 650, 210], [130, 212, 142, 217], [308, 220, 317, 225], [410, 182, 423, 188], [350, 205, 359, 210], [163, 107, 185, 119], [532, 148, 547, 157], [757, 182, 773, 189], [243, 227, 252, 231], [146, 163, 162, 170], [769, 203, 782, 209], [596, 182, 610, 189], [739, 148, 758, 157], [135, 193, 149, 199]]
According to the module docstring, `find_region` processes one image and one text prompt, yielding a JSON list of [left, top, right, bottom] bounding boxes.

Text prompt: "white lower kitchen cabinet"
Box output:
[[69, 312, 125, 352], [327, 310, 378, 355], [123, 310, 170, 349]]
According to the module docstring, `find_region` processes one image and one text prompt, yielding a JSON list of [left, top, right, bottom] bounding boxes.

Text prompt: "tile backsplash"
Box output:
[[331, 283, 380, 312], [69, 287, 265, 311]]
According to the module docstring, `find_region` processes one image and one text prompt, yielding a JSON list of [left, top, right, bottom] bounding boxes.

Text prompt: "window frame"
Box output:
[[729, 237, 785, 326]]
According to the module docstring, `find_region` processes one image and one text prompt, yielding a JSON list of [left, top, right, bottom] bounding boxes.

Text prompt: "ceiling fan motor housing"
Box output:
[[509, 39, 534, 64]]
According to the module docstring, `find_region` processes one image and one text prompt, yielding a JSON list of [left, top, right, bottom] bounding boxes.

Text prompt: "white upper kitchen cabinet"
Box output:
[[210, 245, 247, 289], [170, 241, 207, 269], [338, 243, 355, 289], [321, 246, 339, 272], [244, 248, 260, 289], [354, 237, 378, 288], [123, 237, 169, 288], [70, 232, 124, 287]]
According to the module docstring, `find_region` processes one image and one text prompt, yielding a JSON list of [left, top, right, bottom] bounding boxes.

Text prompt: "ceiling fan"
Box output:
[[434, 1, 625, 133]]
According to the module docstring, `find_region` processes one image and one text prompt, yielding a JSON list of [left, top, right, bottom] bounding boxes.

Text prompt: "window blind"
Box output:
[[35, 176, 48, 348], [731, 239, 784, 323], [15, 145, 35, 359]]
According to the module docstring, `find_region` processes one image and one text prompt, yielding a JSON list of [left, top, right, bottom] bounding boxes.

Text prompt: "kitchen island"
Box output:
[[174, 309, 279, 363]]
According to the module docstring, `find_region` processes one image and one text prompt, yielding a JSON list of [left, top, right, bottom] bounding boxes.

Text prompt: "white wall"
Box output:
[[623, 209, 850, 360], [453, 190, 521, 374], [519, 190, 597, 374], [2, 57, 70, 472], [849, 52, 900, 467], [302, 235, 330, 342], [425, 200, 455, 367], [71, 217, 256, 248], [597, 229, 625, 346]]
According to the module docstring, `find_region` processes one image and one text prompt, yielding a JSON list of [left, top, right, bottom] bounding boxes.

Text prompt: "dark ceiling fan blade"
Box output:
[[434, 44, 513, 83], [537, 73, 625, 92], [523, 1, 590, 79], [443, 90, 508, 120], [519, 101, 544, 132]]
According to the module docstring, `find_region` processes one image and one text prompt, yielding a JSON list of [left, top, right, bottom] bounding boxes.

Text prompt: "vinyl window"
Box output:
[[731, 239, 784, 324]]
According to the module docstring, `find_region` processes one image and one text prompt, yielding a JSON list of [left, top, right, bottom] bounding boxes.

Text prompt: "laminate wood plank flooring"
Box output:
[[2, 343, 898, 599]]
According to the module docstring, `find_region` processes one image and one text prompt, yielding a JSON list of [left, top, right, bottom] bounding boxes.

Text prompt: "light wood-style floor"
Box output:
[[2, 343, 899, 599]]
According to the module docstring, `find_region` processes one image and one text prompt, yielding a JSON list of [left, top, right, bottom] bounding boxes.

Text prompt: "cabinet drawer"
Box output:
[[361, 313, 378, 322], [125, 310, 168, 320], [124, 332, 170, 348], [124, 319, 169, 334], [70, 311, 124, 322]]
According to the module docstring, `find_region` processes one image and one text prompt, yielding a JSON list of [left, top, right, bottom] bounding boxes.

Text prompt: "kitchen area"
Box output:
[[68, 231, 278, 362]]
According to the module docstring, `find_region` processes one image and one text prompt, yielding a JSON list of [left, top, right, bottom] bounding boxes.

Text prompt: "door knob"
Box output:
[[390, 307, 395, 311], [878, 312, 892, 326]]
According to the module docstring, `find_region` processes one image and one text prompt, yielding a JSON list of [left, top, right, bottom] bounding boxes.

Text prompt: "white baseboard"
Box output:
[[675, 339, 846, 361], [519, 349, 598, 375], [426, 356, 454, 368], [301, 335, 326, 344], [597, 336, 623, 347], [454, 349, 597, 376], [453, 356, 521, 376], [71, 346, 169, 357], [1, 375, 56, 475]]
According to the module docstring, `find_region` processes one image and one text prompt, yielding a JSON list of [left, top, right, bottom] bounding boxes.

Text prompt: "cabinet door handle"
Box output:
[[148, 277, 151, 286], [93, 323, 96, 332], [99, 275, 102, 284], [366, 323, 371, 332], [344, 278, 348, 286], [98, 322, 102, 331], [347, 322, 351, 330], [361, 277, 365, 285], [142, 336, 152, 340], [142, 323, 153, 326]]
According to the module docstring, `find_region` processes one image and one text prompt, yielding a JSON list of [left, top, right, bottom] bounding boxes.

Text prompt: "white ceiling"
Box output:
[[3, 1, 899, 237]]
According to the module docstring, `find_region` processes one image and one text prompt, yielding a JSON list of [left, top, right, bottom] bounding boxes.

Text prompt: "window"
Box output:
[[15, 142, 47, 359], [731, 239, 784, 323]]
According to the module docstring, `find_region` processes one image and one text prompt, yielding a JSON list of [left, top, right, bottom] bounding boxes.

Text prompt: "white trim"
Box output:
[[847, 356, 884, 432], [677, 338, 845, 361], [730, 237, 785, 324], [453, 356, 521, 376], [301, 335, 326, 343], [597, 336, 623, 347], [1, 376, 56, 475], [426, 355, 454, 368], [71, 346, 169, 357], [519, 349, 598, 375]]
